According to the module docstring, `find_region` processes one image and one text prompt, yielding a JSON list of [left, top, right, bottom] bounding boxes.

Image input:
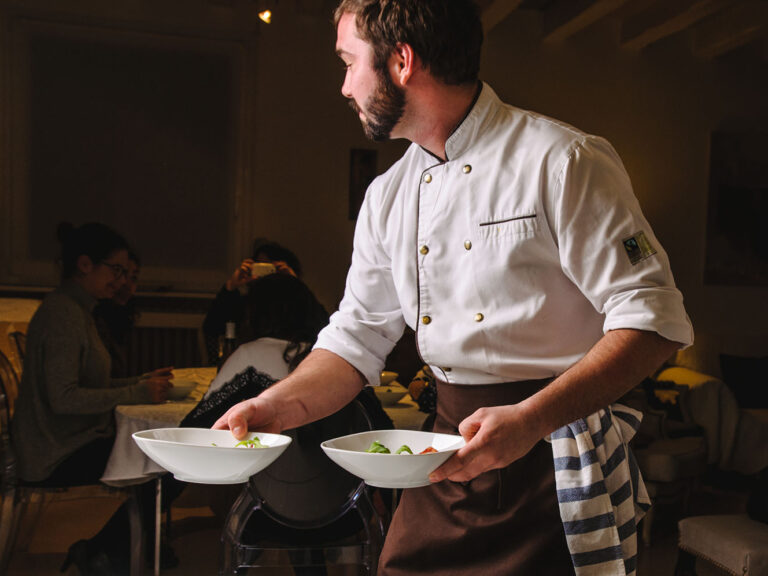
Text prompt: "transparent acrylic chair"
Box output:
[[220, 399, 385, 575]]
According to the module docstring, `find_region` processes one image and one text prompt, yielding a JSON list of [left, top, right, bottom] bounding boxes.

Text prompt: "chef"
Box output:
[[215, 0, 693, 574]]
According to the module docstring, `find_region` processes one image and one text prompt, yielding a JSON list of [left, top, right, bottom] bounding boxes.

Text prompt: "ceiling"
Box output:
[[476, 0, 768, 60]]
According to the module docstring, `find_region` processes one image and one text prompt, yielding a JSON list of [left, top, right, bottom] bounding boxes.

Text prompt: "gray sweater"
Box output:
[[12, 280, 154, 481]]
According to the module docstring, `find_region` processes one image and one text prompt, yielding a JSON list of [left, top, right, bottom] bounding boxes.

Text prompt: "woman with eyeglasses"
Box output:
[[11, 221, 173, 575], [94, 251, 142, 378]]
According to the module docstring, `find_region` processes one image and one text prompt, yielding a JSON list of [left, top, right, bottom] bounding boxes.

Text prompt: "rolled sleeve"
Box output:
[[554, 137, 693, 348], [314, 190, 406, 385]]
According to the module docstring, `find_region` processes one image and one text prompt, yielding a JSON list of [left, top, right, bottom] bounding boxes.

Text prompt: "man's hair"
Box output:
[[334, 0, 482, 86]]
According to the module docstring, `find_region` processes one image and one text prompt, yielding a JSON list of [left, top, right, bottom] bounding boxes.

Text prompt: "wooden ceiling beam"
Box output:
[[693, 1, 768, 59], [621, 0, 732, 51], [543, 0, 630, 44], [481, 0, 525, 34]]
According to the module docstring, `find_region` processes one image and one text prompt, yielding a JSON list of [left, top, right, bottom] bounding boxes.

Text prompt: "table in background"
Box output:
[[0, 297, 41, 375], [101, 367, 216, 486], [384, 395, 429, 431]]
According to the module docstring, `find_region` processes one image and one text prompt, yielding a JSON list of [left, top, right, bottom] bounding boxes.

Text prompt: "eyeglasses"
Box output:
[[101, 262, 129, 280]]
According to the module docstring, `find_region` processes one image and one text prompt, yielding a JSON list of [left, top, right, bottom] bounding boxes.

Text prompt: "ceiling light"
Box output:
[[258, 9, 272, 23]]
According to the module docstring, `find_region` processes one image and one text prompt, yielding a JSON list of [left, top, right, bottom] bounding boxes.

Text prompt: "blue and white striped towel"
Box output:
[[550, 404, 651, 576]]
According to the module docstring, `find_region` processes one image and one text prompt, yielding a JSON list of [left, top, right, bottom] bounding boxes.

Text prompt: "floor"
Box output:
[[5, 482, 743, 576]]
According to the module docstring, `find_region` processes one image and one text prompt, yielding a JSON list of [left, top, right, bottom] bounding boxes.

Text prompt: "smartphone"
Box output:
[[250, 262, 277, 278]]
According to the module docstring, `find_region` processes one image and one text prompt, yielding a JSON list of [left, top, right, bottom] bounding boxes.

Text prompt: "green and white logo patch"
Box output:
[[622, 231, 657, 265]]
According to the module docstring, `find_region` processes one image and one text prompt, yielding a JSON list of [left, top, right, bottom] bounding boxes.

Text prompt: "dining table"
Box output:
[[102, 367, 429, 487], [101, 366, 216, 486], [102, 366, 429, 575]]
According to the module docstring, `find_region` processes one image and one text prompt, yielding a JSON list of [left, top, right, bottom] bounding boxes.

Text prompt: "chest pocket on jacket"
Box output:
[[478, 213, 538, 241]]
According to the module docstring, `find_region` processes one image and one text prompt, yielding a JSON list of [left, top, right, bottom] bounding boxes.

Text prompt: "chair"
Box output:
[[8, 331, 25, 367], [0, 351, 19, 417], [675, 514, 768, 575], [0, 371, 148, 576], [221, 399, 386, 575], [622, 382, 708, 547]]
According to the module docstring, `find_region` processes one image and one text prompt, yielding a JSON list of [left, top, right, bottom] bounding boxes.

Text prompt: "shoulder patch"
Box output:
[[622, 231, 657, 265]]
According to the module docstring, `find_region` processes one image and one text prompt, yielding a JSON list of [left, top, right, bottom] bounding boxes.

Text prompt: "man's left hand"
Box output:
[[428, 404, 541, 483]]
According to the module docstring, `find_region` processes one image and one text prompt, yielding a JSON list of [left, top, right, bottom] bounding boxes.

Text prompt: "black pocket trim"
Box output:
[[479, 214, 537, 227]]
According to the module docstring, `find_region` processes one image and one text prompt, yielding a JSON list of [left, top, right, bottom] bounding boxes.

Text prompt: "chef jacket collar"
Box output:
[[418, 81, 496, 163]]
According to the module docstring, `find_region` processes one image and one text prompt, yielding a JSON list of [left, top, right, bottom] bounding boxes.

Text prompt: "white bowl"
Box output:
[[167, 380, 196, 401], [321, 430, 464, 489], [133, 428, 292, 484], [380, 371, 399, 385], [374, 384, 408, 406]]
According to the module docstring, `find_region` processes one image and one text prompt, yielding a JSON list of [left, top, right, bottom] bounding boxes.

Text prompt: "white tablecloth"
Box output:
[[101, 367, 216, 486]]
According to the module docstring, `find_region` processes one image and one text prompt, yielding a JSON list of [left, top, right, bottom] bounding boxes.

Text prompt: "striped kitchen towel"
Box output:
[[550, 404, 651, 576]]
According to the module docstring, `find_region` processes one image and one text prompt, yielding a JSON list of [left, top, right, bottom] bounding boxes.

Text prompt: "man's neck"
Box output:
[[399, 81, 479, 161]]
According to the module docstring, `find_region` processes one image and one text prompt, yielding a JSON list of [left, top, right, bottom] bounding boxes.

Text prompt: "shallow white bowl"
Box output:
[[133, 428, 292, 484], [321, 430, 464, 489], [374, 384, 408, 406], [167, 380, 196, 401], [380, 371, 399, 385]]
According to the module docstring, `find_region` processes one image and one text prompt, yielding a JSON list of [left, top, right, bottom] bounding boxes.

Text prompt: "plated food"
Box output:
[[133, 428, 291, 484], [365, 440, 436, 454], [321, 429, 464, 488]]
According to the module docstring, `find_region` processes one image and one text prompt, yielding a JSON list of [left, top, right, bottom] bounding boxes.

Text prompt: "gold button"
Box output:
[[464, 240, 472, 250], [421, 315, 432, 325], [420, 245, 429, 255], [444, 367, 452, 372], [463, 164, 472, 174], [474, 313, 484, 322], [423, 173, 432, 183]]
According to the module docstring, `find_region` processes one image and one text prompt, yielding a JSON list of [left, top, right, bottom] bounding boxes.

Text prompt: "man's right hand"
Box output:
[[212, 396, 283, 439], [225, 259, 256, 291]]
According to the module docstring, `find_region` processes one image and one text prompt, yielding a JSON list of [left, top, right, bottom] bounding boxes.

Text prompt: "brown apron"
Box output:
[[378, 380, 575, 576]]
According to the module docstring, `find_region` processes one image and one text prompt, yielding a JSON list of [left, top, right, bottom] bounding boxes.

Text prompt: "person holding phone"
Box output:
[[202, 239, 302, 361]]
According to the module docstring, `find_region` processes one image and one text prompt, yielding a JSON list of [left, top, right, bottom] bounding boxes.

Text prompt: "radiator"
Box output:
[[125, 325, 208, 376]]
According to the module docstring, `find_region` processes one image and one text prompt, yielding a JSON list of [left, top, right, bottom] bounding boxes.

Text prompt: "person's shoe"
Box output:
[[60, 539, 88, 573], [60, 540, 113, 576]]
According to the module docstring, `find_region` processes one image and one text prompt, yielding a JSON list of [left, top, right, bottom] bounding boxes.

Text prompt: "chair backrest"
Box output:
[[0, 376, 18, 495], [8, 332, 25, 368], [249, 398, 373, 529], [0, 350, 19, 418]]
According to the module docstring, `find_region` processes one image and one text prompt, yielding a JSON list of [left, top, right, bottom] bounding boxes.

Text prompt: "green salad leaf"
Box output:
[[235, 436, 267, 449], [365, 440, 391, 454], [395, 445, 413, 455]]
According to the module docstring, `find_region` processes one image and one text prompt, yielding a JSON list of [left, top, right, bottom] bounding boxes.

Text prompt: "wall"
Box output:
[[243, 4, 407, 311], [1, 1, 765, 366], [480, 12, 768, 370]]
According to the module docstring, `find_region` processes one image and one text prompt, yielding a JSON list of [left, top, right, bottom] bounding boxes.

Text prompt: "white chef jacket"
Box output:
[[315, 83, 693, 387]]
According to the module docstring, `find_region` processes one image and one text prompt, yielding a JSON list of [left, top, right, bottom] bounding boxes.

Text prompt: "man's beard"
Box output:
[[349, 68, 405, 141]]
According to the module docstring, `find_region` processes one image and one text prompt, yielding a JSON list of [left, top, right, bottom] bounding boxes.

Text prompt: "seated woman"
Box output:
[[93, 250, 142, 378], [11, 222, 173, 575], [201, 238, 303, 363]]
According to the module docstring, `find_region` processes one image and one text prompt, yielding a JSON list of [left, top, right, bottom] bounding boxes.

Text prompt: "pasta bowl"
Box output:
[[133, 428, 291, 484], [321, 429, 464, 489], [167, 380, 196, 401]]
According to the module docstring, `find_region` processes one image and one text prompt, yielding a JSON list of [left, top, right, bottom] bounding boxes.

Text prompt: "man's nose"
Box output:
[[341, 75, 352, 99]]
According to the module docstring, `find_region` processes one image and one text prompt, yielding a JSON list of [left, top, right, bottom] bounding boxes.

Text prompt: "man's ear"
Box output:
[[76, 254, 94, 275], [391, 42, 416, 86]]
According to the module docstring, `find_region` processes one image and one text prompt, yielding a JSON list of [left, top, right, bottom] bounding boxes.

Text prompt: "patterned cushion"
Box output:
[[679, 515, 768, 575]]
